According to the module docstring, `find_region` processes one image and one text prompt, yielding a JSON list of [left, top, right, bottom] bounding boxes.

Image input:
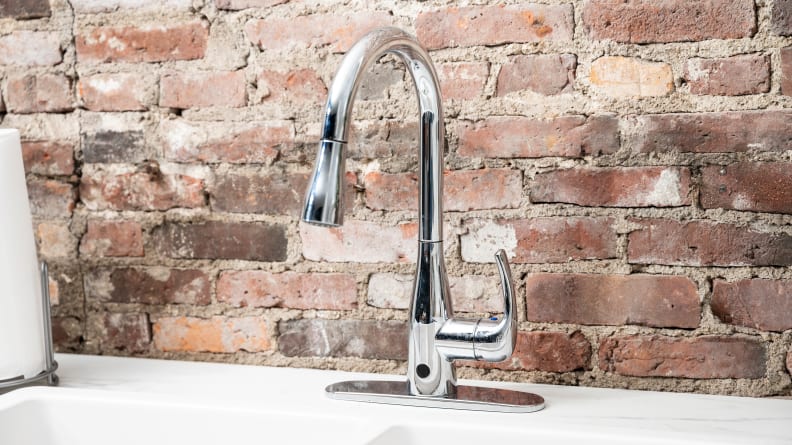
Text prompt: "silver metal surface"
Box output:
[[435, 250, 516, 362], [302, 27, 542, 412], [0, 262, 58, 394], [301, 139, 345, 227], [0, 362, 58, 394], [326, 380, 545, 413], [40, 262, 58, 387]]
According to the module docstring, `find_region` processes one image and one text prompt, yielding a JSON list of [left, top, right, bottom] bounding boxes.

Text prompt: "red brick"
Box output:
[[212, 172, 307, 215], [258, 69, 326, 103], [21, 141, 74, 175], [6, 74, 73, 113], [154, 316, 270, 353], [0, 32, 61, 66], [497, 54, 575, 96], [417, 5, 574, 50], [217, 271, 357, 310], [712, 279, 792, 332], [772, 0, 792, 36], [153, 221, 287, 261], [628, 111, 792, 153], [461, 217, 618, 264], [76, 21, 208, 63], [98, 313, 151, 353], [582, 0, 756, 43], [278, 319, 406, 360], [531, 167, 691, 207], [438, 62, 489, 100], [86, 268, 210, 305], [80, 220, 144, 257], [701, 162, 792, 214], [80, 167, 205, 211], [27, 179, 75, 218], [364, 168, 522, 212], [368, 273, 501, 313], [36, 222, 77, 259], [684, 54, 770, 96], [78, 73, 149, 111], [52, 317, 82, 351], [781, 48, 792, 96], [300, 220, 416, 263], [215, 0, 286, 10], [628, 219, 792, 267], [464, 331, 591, 372], [599, 336, 765, 379], [590, 57, 673, 97], [160, 71, 246, 109], [459, 116, 619, 158], [245, 12, 391, 53], [0, 0, 51, 18], [161, 120, 292, 164], [525, 273, 700, 328]]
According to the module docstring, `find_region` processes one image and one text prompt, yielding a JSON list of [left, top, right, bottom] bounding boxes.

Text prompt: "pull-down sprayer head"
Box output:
[[301, 139, 346, 227]]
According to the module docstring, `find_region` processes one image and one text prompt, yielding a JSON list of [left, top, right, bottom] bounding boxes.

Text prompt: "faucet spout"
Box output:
[[302, 27, 516, 398], [302, 27, 443, 243]]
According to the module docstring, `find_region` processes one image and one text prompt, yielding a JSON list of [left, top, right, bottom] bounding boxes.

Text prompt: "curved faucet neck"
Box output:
[[321, 27, 445, 242]]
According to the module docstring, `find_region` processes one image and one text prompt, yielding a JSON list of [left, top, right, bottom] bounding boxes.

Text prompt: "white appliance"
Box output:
[[0, 128, 56, 390]]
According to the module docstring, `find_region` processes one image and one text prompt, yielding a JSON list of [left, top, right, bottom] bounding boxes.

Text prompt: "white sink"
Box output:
[[0, 389, 381, 444], [0, 355, 789, 445]]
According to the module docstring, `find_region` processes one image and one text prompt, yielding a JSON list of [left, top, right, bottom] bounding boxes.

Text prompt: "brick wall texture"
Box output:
[[2, 0, 791, 397]]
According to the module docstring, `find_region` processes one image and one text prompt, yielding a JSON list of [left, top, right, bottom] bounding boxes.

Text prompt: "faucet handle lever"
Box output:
[[435, 249, 517, 362], [493, 249, 514, 323], [473, 249, 517, 361]]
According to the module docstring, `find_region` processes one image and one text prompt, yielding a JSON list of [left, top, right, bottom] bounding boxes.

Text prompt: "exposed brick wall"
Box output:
[[1, 0, 790, 397]]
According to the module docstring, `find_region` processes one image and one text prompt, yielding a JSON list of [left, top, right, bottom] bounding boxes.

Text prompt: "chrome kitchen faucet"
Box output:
[[302, 27, 544, 412]]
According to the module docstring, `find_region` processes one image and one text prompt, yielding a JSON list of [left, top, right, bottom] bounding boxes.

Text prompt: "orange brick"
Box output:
[[459, 116, 619, 158], [160, 71, 246, 109], [590, 56, 673, 97], [36, 222, 77, 259], [78, 73, 149, 111], [153, 316, 270, 353], [245, 12, 391, 52], [6, 74, 73, 113], [417, 5, 573, 49], [77, 22, 208, 63], [364, 168, 522, 211], [217, 271, 357, 310], [258, 69, 326, 103]]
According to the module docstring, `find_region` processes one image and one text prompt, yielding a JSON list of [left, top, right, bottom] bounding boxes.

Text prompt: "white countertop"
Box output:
[[2, 354, 790, 445]]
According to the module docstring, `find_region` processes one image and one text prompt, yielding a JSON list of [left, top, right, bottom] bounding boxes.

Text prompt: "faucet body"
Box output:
[[303, 28, 515, 398]]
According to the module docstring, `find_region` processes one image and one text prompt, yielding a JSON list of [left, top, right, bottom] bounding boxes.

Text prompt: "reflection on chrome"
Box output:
[[302, 27, 543, 412]]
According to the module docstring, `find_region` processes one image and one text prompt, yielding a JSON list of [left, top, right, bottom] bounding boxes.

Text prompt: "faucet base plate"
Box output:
[[326, 380, 544, 413]]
